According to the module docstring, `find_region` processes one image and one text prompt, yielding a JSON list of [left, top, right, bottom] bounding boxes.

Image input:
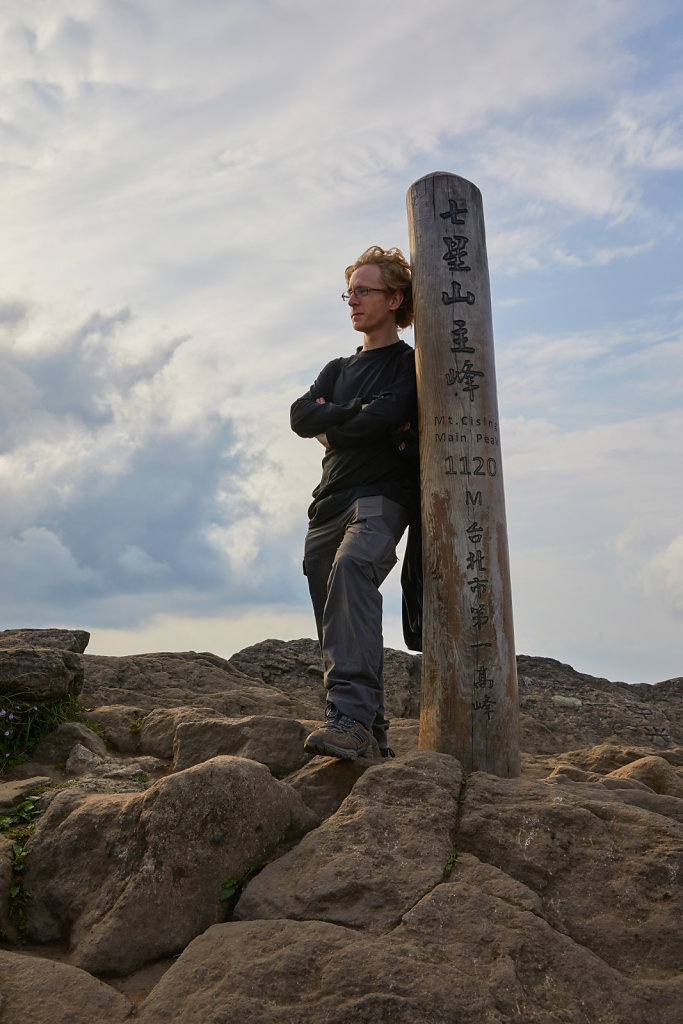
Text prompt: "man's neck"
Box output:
[[362, 325, 400, 351]]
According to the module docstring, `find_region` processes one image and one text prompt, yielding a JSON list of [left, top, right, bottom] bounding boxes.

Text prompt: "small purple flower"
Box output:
[[8, 714, 14, 720], [0, 709, 5, 717], [4, 730, 10, 737]]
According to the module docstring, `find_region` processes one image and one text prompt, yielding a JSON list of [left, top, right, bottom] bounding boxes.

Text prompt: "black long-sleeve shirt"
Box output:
[[290, 340, 418, 523]]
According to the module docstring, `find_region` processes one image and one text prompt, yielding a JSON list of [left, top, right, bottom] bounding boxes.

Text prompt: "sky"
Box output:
[[1, 0, 682, 685]]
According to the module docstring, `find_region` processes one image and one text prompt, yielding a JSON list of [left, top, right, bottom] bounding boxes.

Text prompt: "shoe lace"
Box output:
[[327, 712, 361, 735]]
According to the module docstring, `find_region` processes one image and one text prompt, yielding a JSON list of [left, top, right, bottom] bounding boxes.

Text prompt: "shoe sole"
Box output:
[[304, 738, 370, 761]]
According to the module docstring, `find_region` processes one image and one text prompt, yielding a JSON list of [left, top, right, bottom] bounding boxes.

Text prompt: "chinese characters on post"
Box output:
[[407, 172, 520, 777]]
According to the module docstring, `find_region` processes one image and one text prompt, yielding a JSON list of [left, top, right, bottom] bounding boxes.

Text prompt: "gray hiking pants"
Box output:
[[303, 496, 409, 742]]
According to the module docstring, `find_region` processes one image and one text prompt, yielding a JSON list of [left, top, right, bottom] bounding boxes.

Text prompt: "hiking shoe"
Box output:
[[304, 708, 372, 761], [378, 746, 396, 758]]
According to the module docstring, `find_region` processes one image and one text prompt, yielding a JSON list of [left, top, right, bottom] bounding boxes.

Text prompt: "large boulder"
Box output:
[[0, 950, 132, 1024], [137, 706, 219, 759], [24, 756, 317, 975], [456, 770, 683, 976], [606, 754, 683, 797], [0, 648, 84, 702], [235, 749, 463, 931]]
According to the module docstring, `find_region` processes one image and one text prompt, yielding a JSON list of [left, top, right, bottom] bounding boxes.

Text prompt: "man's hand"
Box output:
[[393, 421, 410, 434]]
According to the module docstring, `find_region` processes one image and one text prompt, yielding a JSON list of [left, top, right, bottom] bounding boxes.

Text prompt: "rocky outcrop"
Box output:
[[81, 648, 319, 717], [79, 640, 683, 753], [30, 721, 108, 764], [0, 629, 681, 1023], [171, 714, 315, 775]]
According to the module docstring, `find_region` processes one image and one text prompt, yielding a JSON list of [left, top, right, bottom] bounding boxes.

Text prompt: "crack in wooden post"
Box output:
[[407, 172, 520, 778]]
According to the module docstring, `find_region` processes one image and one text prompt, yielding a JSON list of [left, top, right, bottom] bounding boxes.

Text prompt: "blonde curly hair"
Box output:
[[345, 246, 413, 329]]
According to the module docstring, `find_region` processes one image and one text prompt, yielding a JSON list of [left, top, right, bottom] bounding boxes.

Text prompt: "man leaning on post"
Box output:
[[290, 245, 422, 762]]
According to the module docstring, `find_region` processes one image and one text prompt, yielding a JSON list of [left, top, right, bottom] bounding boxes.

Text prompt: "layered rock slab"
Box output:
[[236, 749, 463, 931], [137, 857, 680, 1024], [0, 629, 90, 653], [81, 650, 318, 717], [172, 714, 313, 775], [0, 950, 132, 1024], [23, 756, 317, 975]]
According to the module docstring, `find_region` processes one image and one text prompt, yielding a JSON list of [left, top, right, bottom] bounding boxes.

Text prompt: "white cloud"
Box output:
[[87, 606, 316, 660], [0, 0, 681, 683], [118, 544, 169, 577], [0, 527, 95, 589], [644, 536, 683, 616]]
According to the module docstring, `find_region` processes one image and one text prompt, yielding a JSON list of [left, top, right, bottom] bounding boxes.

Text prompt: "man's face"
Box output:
[[347, 264, 400, 335]]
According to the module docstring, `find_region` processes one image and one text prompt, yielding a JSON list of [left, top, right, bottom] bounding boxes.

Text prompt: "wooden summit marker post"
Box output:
[[407, 172, 520, 777]]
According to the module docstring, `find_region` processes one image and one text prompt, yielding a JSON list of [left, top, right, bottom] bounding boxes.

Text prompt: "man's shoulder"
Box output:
[[392, 339, 416, 370]]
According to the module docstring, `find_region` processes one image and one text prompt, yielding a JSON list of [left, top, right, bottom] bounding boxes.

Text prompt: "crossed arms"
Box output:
[[290, 356, 415, 450]]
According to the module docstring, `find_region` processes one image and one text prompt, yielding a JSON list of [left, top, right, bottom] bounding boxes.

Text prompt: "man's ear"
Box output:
[[388, 291, 403, 311]]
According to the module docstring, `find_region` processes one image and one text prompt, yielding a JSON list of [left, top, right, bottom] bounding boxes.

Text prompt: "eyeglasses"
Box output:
[[341, 287, 388, 302]]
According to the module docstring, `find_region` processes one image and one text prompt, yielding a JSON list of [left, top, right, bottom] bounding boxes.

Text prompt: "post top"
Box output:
[[407, 171, 482, 202]]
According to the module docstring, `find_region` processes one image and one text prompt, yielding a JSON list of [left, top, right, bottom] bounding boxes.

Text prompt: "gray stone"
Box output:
[[0, 776, 51, 814], [138, 707, 223, 759], [30, 721, 108, 764], [285, 752, 379, 822], [65, 743, 104, 775]]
